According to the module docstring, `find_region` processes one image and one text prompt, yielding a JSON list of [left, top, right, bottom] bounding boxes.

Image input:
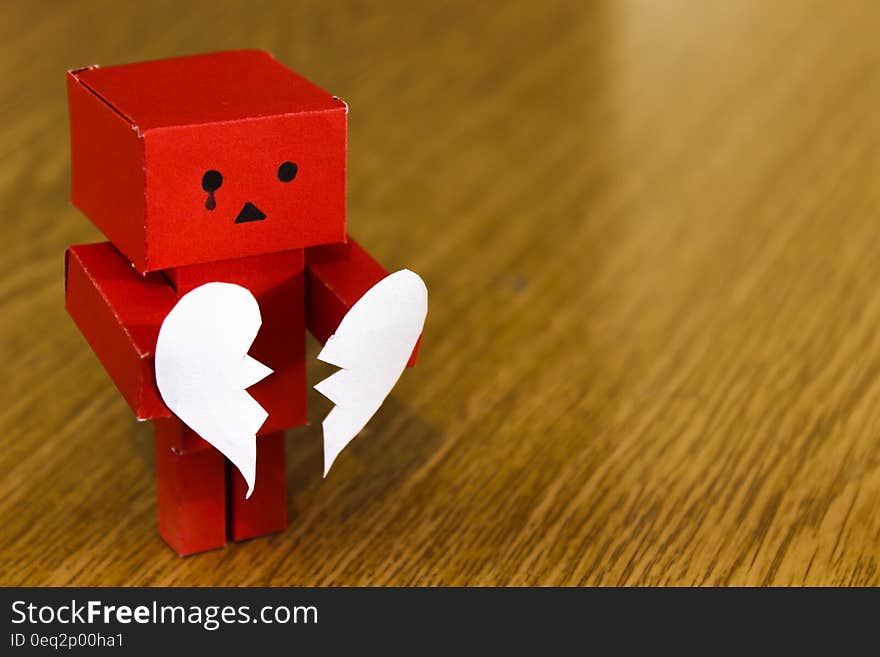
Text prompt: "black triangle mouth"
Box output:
[[235, 202, 267, 224]]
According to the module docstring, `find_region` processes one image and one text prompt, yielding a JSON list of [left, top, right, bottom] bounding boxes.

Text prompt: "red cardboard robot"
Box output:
[[65, 50, 417, 555]]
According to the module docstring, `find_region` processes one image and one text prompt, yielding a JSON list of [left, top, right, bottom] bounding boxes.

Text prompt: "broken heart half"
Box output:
[[315, 269, 428, 476], [155, 282, 272, 499]]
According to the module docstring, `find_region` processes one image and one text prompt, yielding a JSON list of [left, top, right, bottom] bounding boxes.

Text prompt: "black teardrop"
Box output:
[[206, 191, 216, 210]]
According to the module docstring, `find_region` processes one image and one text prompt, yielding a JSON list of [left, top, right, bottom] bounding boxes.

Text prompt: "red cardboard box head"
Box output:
[[67, 50, 347, 273]]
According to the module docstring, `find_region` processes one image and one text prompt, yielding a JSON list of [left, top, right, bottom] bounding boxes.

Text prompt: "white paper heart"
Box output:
[[155, 282, 272, 498], [315, 269, 428, 475]]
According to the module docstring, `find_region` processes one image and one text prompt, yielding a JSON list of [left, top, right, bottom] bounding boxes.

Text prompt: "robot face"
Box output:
[[68, 51, 347, 273], [202, 161, 298, 219], [143, 111, 346, 269]]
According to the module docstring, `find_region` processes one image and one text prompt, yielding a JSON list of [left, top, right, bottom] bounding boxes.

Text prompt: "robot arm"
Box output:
[[306, 236, 420, 367], [65, 242, 178, 419]]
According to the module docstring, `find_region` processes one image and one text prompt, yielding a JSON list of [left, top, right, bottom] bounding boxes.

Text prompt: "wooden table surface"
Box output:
[[2, 0, 879, 586]]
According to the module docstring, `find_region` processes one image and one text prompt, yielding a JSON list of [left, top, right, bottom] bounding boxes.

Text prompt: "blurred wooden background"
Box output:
[[2, 0, 879, 586]]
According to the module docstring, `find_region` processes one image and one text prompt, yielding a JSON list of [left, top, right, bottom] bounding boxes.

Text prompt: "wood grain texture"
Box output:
[[1, 0, 880, 585]]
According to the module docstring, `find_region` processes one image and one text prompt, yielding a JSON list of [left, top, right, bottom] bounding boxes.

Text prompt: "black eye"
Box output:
[[277, 161, 298, 182], [202, 170, 223, 192]]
